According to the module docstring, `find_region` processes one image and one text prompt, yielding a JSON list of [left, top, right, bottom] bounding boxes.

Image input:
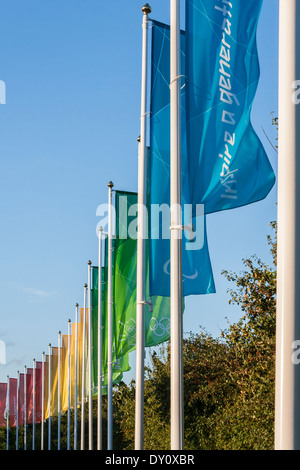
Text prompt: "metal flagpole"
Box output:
[[6, 375, 9, 451], [24, 366, 27, 450], [74, 303, 79, 450], [275, 0, 300, 450], [58, 332, 61, 450], [107, 181, 114, 450], [41, 353, 45, 450], [32, 359, 36, 450], [41, 352, 45, 450], [48, 344, 52, 450], [88, 260, 93, 450], [97, 226, 103, 450], [81, 283, 87, 450], [16, 371, 19, 450], [67, 319, 71, 450], [170, 0, 184, 450], [135, 2, 151, 451]]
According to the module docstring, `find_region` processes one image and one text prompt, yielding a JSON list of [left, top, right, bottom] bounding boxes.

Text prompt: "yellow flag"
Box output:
[[50, 347, 59, 416], [60, 335, 69, 412]]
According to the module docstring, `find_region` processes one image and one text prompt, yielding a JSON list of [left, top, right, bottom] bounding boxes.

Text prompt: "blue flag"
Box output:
[[185, 0, 275, 213], [149, 20, 215, 297]]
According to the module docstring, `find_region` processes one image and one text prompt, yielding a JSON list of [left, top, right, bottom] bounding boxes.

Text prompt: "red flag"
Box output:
[[9, 378, 18, 428], [18, 374, 25, 427], [35, 362, 43, 423], [0, 383, 7, 427]]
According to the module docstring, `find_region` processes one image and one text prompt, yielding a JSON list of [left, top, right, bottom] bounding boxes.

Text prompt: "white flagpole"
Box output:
[[275, 0, 300, 450], [170, 0, 184, 451], [24, 366, 27, 450], [98, 226, 103, 450], [16, 371, 19, 450], [41, 352, 45, 450], [135, 3, 151, 451], [88, 260, 93, 450], [6, 375, 9, 451], [74, 303, 79, 450], [67, 319, 71, 451], [58, 332, 61, 450], [32, 358, 36, 450], [81, 283, 87, 450], [107, 181, 114, 450], [48, 344, 52, 450]]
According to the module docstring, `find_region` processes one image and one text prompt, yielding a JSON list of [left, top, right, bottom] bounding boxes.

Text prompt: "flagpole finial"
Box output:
[[99, 226, 103, 232], [88, 260, 92, 265], [84, 283, 87, 288], [108, 181, 114, 189], [137, 135, 141, 142], [142, 3, 151, 15]]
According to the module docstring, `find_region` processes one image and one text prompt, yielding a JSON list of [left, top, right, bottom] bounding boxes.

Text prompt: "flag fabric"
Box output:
[[26, 368, 34, 425], [79, 307, 88, 400], [50, 347, 59, 416], [185, 0, 275, 213], [0, 383, 7, 427], [149, 20, 215, 297], [91, 254, 130, 397], [70, 324, 81, 408], [60, 336, 69, 412], [8, 378, 18, 427], [113, 190, 172, 359], [76, 311, 84, 406], [35, 362, 43, 424], [18, 374, 25, 427]]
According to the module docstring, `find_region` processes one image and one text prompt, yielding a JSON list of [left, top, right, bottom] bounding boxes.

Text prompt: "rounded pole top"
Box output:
[[99, 226, 104, 232], [142, 3, 151, 15], [137, 135, 141, 142], [84, 283, 87, 288], [88, 260, 92, 265], [108, 181, 114, 189], [76, 303, 79, 307]]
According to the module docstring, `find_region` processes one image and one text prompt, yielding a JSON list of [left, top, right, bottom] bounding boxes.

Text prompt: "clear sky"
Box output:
[[0, 0, 278, 384]]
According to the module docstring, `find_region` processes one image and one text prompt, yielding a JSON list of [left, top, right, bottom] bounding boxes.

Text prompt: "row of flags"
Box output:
[[0, 0, 275, 450]]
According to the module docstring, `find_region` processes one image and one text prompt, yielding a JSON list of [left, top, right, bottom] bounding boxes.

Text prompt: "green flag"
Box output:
[[113, 190, 172, 360], [91, 236, 130, 396]]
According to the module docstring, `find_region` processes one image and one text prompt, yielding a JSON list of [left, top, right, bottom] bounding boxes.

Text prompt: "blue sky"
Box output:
[[0, 0, 278, 384]]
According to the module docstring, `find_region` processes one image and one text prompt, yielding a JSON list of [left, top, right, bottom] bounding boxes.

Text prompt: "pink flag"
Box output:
[[9, 378, 18, 428], [0, 383, 7, 427], [18, 374, 25, 427]]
